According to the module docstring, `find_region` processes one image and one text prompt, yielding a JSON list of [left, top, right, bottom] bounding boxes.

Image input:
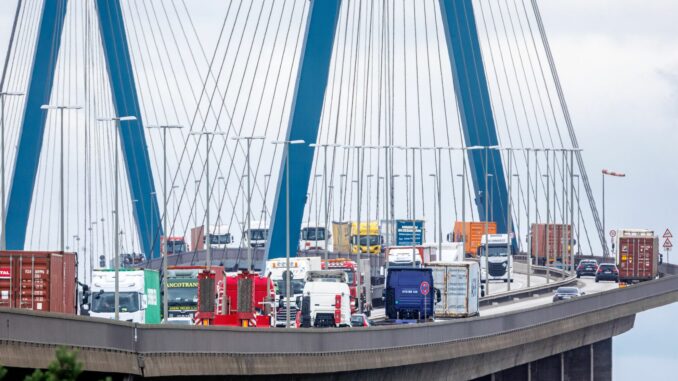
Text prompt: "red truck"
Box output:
[[0, 251, 77, 314], [615, 229, 659, 283], [530, 224, 572, 266], [196, 270, 274, 327]]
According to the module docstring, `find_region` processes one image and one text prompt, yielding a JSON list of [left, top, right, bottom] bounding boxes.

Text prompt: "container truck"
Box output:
[[332, 222, 352, 254], [243, 220, 269, 248], [264, 256, 322, 327], [191, 225, 234, 251], [427, 261, 480, 318], [165, 266, 225, 323], [449, 221, 497, 257], [384, 267, 436, 321], [90, 269, 161, 323], [530, 224, 572, 266], [478, 234, 514, 283], [0, 251, 77, 313], [300, 223, 331, 252], [162, 236, 188, 255], [299, 270, 352, 328], [615, 229, 659, 284], [350, 221, 384, 254]]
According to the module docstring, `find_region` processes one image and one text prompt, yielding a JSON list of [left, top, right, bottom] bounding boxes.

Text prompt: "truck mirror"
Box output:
[[141, 295, 148, 310], [295, 296, 302, 308], [435, 289, 441, 304]]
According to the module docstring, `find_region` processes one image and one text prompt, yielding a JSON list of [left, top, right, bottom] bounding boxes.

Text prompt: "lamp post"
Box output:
[[428, 173, 438, 247], [310, 143, 340, 260], [147, 124, 182, 322], [232, 136, 265, 271], [192, 131, 226, 269], [573, 174, 580, 257], [272, 139, 305, 328], [42, 105, 83, 252], [602, 169, 626, 256], [97, 115, 137, 321], [1, 91, 23, 250]]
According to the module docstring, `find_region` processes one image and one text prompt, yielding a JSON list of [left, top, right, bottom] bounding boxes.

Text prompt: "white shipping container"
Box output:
[[427, 261, 480, 318]]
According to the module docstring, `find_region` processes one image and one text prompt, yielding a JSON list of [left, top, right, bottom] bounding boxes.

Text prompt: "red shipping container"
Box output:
[[615, 229, 658, 282], [0, 251, 77, 314], [530, 224, 572, 264]]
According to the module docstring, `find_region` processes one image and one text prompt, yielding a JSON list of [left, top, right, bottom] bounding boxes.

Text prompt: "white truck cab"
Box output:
[[299, 270, 351, 328], [244, 220, 269, 248], [204, 225, 234, 249], [478, 234, 514, 283], [299, 224, 332, 252], [89, 269, 161, 323], [265, 257, 322, 327]]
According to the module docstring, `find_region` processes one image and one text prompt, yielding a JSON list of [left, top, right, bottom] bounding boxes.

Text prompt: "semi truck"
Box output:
[[90, 269, 161, 324], [243, 220, 269, 248], [0, 251, 77, 314], [300, 223, 331, 252], [299, 270, 352, 328], [190, 225, 234, 251], [264, 256, 322, 327], [384, 267, 436, 321], [165, 266, 225, 323], [478, 234, 514, 283], [162, 236, 189, 255], [449, 221, 497, 257], [530, 224, 572, 266], [615, 229, 659, 283], [350, 221, 384, 254], [427, 261, 480, 318]]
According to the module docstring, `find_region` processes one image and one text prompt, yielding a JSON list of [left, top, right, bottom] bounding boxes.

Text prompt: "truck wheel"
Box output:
[[577, 274, 581, 279], [595, 279, 599, 283]]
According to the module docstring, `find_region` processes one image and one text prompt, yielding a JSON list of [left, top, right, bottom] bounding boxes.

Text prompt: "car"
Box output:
[[576, 260, 599, 278], [595, 263, 619, 283], [350, 313, 372, 327], [552, 287, 584, 302]]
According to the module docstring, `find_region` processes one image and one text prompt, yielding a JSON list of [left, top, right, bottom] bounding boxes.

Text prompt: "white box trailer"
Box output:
[[427, 261, 480, 318]]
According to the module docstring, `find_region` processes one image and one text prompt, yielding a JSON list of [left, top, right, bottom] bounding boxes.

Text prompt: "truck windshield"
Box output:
[[91, 292, 140, 313], [275, 279, 305, 296], [168, 241, 186, 254], [478, 246, 509, 257], [168, 286, 198, 306], [356, 235, 381, 246], [344, 271, 355, 284], [249, 229, 268, 241], [204, 234, 231, 245], [302, 228, 325, 241]]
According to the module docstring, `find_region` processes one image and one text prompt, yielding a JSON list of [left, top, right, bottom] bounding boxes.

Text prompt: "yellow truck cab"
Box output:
[[350, 221, 383, 254]]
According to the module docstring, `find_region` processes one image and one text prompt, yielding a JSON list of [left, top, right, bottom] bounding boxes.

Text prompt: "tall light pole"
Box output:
[[573, 174, 581, 257], [602, 169, 626, 256], [97, 115, 137, 321], [1, 91, 23, 250], [42, 105, 83, 252], [147, 124, 182, 323], [192, 131, 226, 269], [310, 143, 339, 260], [483, 146, 499, 293], [456, 146, 483, 255], [525, 147, 532, 287], [429, 173, 438, 248], [232, 136, 265, 271], [498, 147, 515, 291], [272, 139, 305, 328]]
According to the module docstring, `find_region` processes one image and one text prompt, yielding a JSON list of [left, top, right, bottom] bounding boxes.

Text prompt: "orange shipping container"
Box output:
[[451, 222, 497, 256], [0, 251, 77, 314], [530, 224, 572, 264]]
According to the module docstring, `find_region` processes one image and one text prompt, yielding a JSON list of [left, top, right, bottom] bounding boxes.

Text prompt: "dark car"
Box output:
[[595, 263, 619, 283], [552, 287, 584, 302], [576, 260, 599, 278], [350, 313, 372, 327]]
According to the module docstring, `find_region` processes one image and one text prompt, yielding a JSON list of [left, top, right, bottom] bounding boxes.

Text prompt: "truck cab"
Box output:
[[205, 225, 234, 249], [299, 270, 352, 328], [165, 267, 200, 323], [244, 221, 269, 248], [89, 269, 160, 324], [163, 236, 188, 255], [265, 257, 322, 327], [350, 221, 384, 254], [299, 224, 331, 252], [385, 246, 426, 268], [322, 258, 359, 312], [478, 234, 514, 283], [384, 267, 436, 321]]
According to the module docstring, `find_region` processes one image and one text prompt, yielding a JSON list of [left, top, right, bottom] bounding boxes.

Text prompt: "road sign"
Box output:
[[609, 230, 617, 238], [420, 281, 430, 296], [663, 229, 673, 238], [663, 238, 673, 249]]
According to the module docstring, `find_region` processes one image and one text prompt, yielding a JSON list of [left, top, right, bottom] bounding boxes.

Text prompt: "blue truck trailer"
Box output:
[[384, 268, 437, 321]]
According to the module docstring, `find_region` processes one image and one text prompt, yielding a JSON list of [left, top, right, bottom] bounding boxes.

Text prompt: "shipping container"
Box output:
[[530, 224, 572, 265], [332, 222, 351, 254], [427, 261, 480, 318], [450, 221, 497, 256], [0, 251, 77, 314], [615, 229, 659, 283]]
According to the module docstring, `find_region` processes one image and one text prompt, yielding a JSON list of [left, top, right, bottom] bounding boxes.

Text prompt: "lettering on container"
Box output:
[[168, 281, 198, 288], [0, 267, 10, 279], [147, 288, 158, 305]]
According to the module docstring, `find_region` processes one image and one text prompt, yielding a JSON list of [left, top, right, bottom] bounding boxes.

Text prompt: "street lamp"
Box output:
[[97, 115, 137, 321], [309, 143, 340, 260], [232, 135, 265, 271], [428, 173, 438, 247], [602, 169, 625, 256], [147, 124, 183, 323], [1, 91, 23, 250], [271, 139, 305, 328], [42, 105, 83, 252], [191, 130, 226, 269]]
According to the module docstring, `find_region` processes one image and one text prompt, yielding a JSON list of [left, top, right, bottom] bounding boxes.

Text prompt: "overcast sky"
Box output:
[[0, 1, 676, 377]]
